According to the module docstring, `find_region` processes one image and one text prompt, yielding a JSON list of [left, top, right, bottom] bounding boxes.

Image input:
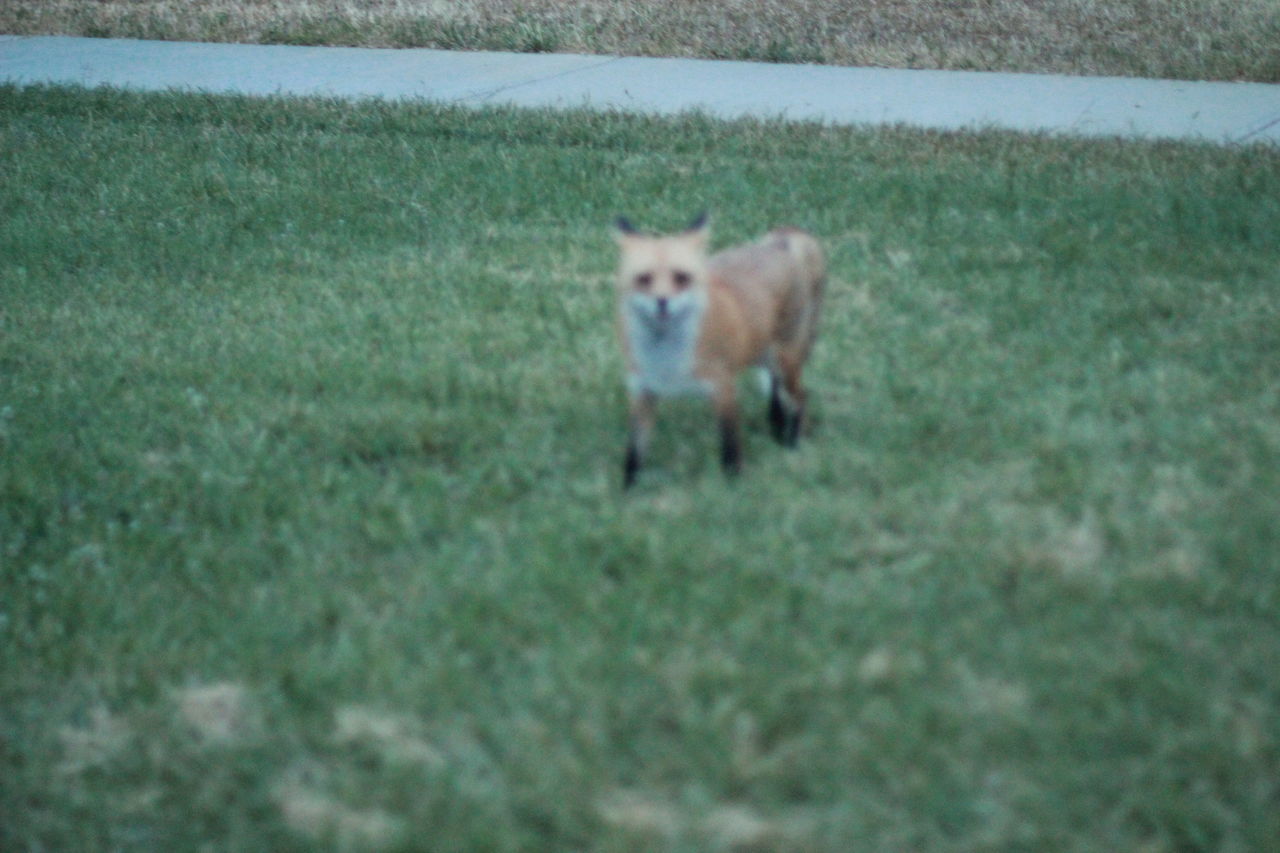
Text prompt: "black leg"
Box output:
[[769, 376, 804, 448], [768, 379, 789, 444], [623, 391, 656, 490], [623, 443, 640, 489], [719, 416, 741, 477], [783, 404, 803, 448]]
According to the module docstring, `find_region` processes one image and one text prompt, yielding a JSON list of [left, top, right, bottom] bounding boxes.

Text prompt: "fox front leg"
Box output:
[[623, 391, 657, 489], [719, 416, 742, 477], [712, 381, 742, 478]]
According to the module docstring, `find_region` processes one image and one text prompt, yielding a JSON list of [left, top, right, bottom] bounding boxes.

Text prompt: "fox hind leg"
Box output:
[[767, 375, 791, 443], [769, 354, 807, 448], [623, 445, 641, 489]]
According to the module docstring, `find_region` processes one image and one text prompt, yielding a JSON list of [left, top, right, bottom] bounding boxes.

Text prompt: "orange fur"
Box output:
[[613, 216, 825, 486]]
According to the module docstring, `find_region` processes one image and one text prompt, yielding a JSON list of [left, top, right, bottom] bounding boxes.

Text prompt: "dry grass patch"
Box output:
[[175, 681, 255, 744], [3, 0, 1278, 81], [597, 789, 797, 849], [57, 706, 132, 776], [274, 768, 407, 851], [333, 704, 447, 767]]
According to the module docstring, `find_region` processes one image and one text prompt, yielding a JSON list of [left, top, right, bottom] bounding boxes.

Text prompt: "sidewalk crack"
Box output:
[[1235, 113, 1280, 144], [471, 55, 621, 103]]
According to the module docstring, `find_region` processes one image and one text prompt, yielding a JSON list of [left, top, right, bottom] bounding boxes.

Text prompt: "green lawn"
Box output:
[[2, 85, 1279, 851]]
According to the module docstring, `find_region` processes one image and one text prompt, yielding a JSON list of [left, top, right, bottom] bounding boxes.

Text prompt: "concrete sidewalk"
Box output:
[[3, 35, 1278, 145]]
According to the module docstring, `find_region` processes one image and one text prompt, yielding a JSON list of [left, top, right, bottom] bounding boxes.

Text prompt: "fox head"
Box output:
[[613, 212, 711, 330]]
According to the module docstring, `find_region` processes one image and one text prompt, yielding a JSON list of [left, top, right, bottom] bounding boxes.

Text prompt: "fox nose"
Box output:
[[656, 297, 669, 318]]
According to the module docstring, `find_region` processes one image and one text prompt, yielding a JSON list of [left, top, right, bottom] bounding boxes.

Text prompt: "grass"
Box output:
[[3, 0, 1280, 82], [2, 83, 1280, 850]]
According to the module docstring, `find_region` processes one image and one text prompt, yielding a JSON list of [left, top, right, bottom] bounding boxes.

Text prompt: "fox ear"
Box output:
[[613, 216, 640, 240], [684, 210, 710, 247]]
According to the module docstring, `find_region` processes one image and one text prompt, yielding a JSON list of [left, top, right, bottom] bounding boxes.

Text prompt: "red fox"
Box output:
[[612, 213, 826, 487]]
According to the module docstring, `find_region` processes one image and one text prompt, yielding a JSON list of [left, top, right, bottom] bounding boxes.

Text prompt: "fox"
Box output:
[[612, 212, 826, 488]]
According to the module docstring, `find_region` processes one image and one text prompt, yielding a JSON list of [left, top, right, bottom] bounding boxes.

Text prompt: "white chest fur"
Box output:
[[623, 294, 711, 398]]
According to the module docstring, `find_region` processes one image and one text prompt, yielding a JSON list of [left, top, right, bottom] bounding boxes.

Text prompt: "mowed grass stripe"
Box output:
[[2, 85, 1279, 851], [4, 0, 1280, 82]]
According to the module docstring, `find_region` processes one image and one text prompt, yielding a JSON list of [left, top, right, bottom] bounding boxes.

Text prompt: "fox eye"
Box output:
[[634, 272, 653, 289], [672, 270, 692, 290]]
